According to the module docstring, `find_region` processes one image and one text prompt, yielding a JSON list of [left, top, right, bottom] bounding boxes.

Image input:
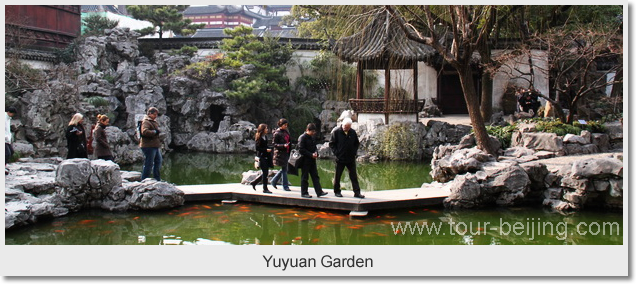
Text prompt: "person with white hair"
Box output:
[[329, 117, 364, 198], [65, 113, 88, 159]]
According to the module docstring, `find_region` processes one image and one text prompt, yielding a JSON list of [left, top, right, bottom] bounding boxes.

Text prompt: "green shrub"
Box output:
[[85, 96, 110, 107], [377, 123, 419, 160], [485, 124, 517, 149], [169, 45, 199, 57]]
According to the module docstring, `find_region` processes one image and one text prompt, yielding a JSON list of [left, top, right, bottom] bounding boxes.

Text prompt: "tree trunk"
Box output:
[[480, 73, 493, 122], [457, 66, 496, 156]]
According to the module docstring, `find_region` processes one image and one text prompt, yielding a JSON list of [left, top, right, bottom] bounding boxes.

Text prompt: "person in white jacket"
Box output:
[[5, 107, 17, 174]]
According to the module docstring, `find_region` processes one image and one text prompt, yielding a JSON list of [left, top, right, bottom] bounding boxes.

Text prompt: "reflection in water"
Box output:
[[121, 152, 433, 190], [5, 203, 622, 245]]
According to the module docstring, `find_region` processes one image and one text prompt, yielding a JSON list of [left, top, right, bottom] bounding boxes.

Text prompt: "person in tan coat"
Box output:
[[93, 114, 114, 161], [140, 107, 162, 180]]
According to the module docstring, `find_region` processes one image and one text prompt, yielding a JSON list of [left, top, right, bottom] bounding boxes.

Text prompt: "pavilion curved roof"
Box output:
[[333, 9, 437, 65]]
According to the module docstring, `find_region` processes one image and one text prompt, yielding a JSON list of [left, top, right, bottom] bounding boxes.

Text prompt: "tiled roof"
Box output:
[[81, 5, 123, 15], [333, 9, 437, 64], [253, 16, 284, 28]]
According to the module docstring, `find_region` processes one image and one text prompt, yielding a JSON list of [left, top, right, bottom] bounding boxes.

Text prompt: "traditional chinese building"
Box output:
[[5, 5, 81, 49], [183, 5, 264, 29]]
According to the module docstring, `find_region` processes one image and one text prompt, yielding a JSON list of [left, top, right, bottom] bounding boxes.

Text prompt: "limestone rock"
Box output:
[[517, 132, 564, 152], [603, 121, 623, 140], [125, 180, 185, 210], [55, 158, 92, 191], [563, 134, 587, 144], [570, 158, 623, 178]]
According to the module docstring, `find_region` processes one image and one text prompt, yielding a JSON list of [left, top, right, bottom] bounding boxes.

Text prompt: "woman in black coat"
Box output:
[[66, 113, 88, 159], [270, 118, 292, 191], [250, 124, 273, 193]]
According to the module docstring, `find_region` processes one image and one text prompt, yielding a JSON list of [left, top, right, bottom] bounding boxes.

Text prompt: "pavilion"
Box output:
[[332, 9, 438, 124]]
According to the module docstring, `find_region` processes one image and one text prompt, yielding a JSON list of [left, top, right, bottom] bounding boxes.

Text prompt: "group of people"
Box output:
[[62, 107, 163, 181], [65, 113, 114, 161], [250, 117, 364, 199]]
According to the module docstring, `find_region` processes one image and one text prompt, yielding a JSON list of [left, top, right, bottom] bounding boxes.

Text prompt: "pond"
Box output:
[[120, 152, 434, 191], [5, 153, 623, 245]]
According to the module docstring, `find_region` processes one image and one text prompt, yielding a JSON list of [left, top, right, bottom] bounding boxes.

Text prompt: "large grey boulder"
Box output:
[[431, 147, 494, 183], [513, 132, 564, 152], [56, 158, 92, 192], [443, 161, 531, 209], [125, 180, 185, 210], [570, 158, 623, 178], [603, 121, 623, 140]]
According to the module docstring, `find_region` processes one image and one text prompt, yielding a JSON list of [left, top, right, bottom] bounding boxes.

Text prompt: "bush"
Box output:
[[377, 123, 419, 160], [85, 96, 110, 107], [485, 124, 517, 148], [169, 45, 199, 57]]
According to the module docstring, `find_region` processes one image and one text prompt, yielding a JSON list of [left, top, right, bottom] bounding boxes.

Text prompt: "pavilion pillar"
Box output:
[[384, 63, 390, 124], [356, 62, 364, 100], [413, 62, 418, 121]]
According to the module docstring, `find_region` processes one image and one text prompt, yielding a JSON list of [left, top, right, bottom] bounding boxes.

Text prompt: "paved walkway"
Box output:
[[420, 114, 472, 126], [177, 183, 450, 215]]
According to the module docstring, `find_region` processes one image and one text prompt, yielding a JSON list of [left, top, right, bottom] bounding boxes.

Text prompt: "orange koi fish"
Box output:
[[372, 232, 388, 237], [293, 236, 302, 240], [133, 216, 140, 220], [311, 238, 320, 243], [54, 230, 64, 233], [202, 205, 212, 209], [78, 220, 96, 225], [177, 212, 193, 217], [282, 241, 291, 245], [314, 225, 326, 230]]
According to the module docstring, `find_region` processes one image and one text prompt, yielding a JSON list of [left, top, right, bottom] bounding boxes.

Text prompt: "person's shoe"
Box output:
[[272, 183, 278, 189], [263, 189, 273, 194], [335, 192, 343, 197], [318, 191, 328, 197], [353, 193, 365, 199], [301, 194, 312, 198], [283, 187, 291, 191], [251, 184, 257, 191]]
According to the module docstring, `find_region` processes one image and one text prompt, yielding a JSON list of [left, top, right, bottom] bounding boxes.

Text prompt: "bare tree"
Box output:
[[386, 5, 498, 155], [490, 24, 622, 123]]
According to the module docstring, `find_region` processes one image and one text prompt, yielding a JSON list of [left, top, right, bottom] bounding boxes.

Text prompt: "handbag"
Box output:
[[254, 156, 260, 169], [288, 149, 303, 169]]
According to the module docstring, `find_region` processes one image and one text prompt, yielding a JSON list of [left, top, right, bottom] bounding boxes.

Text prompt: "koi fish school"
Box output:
[[263, 255, 373, 271]]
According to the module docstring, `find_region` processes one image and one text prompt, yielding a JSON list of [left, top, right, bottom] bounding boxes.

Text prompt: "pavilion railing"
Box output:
[[349, 99, 426, 114]]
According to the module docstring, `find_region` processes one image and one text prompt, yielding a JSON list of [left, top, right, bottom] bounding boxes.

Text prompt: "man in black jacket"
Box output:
[[329, 118, 364, 198], [298, 123, 328, 198]]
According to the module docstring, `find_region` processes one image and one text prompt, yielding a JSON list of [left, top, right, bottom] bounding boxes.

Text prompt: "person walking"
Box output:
[[66, 113, 88, 159], [250, 124, 273, 194], [140, 107, 162, 181], [93, 114, 114, 161], [5, 107, 17, 174], [298, 123, 328, 198], [329, 118, 364, 198], [270, 118, 292, 191]]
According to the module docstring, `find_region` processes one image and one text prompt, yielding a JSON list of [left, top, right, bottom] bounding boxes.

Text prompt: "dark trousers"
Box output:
[[301, 160, 323, 195], [141, 147, 162, 181], [5, 143, 13, 163], [333, 162, 361, 194], [251, 160, 270, 190]]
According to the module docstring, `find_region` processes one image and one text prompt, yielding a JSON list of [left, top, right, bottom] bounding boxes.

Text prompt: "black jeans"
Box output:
[[301, 160, 323, 195], [251, 158, 270, 190], [5, 143, 13, 163], [333, 162, 361, 194]]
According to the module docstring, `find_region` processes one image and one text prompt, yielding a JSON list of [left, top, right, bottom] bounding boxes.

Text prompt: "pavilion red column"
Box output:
[[413, 62, 418, 121], [356, 63, 364, 100], [384, 63, 390, 124]]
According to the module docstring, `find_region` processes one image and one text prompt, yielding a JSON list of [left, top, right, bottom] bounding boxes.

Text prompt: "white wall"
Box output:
[[492, 49, 549, 110]]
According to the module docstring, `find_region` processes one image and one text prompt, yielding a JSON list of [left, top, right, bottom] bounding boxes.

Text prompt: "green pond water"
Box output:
[[5, 153, 623, 245]]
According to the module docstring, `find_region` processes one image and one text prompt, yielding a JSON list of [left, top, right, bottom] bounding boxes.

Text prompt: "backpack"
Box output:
[[133, 114, 145, 142]]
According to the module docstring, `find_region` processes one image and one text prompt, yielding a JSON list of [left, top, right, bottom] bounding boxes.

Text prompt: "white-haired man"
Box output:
[[329, 117, 364, 198]]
